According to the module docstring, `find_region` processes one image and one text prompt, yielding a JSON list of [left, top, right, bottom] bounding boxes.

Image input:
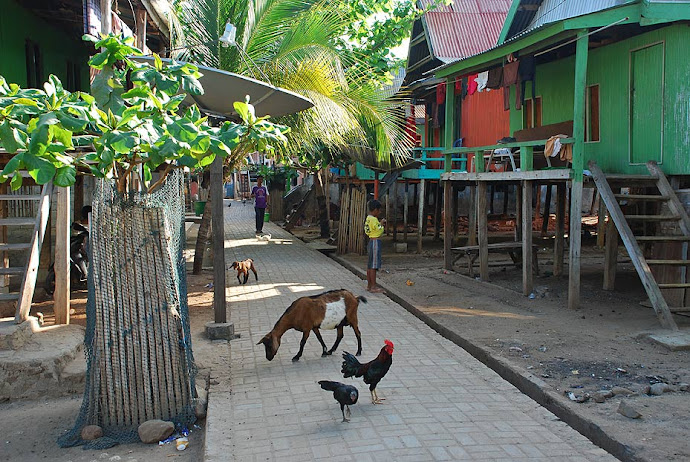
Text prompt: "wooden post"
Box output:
[[54, 187, 71, 324], [211, 155, 227, 324], [568, 30, 589, 310], [555, 182, 566, 276], [403, 180, 409, 242], [451, 185, 459, 241], [534, 182, 541, 218], [541, 183, 552, 236], [444, 77, 455, 153], [417, 179, 425, 253], [0, 183, 8, 293], [603, 211, 618, 290], [433, 182, 442, 241], [135, 8, 148, 52], [100, 0, 112, 34], [515, 183, 522, 241], [385, 190, 390, 236], [478, 181, 489, 281], [596, 198, 607, 248], [522, 180, 533, 296], [392, 182, 398, 242], [468, 185, 477, 245], [443, 180, 453, 270], [373, 173, 379, 200]]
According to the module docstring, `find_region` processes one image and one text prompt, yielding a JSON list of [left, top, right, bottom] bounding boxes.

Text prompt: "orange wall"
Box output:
[[460, 87, 510, 148]]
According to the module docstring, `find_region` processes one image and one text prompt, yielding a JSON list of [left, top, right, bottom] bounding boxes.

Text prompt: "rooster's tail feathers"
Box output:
[[341, 351, 363, 378], [318, 380, 344, 391]]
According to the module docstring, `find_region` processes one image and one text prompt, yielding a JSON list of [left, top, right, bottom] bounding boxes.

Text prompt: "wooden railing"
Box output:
[[407, 147, 467, 179]]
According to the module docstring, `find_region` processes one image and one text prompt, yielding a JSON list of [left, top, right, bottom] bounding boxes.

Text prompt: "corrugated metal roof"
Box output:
[[528, 0, 631, 29], [422, 0, 512, 62]]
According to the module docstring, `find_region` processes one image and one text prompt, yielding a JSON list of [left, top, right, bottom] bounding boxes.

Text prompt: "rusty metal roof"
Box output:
[[419, 0, 512, 63]]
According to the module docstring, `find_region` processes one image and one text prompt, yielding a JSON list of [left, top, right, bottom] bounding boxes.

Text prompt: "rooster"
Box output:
[[318, 380, 359, 422], [341, 339, 394, 404]]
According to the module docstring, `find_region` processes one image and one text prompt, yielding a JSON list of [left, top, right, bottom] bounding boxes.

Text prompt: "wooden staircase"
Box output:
[[0, 182, 53, 322], [589, 161, 690, 330]]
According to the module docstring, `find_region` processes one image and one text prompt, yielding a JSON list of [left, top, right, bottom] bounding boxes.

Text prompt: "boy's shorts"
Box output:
[[367, 239, 381, 270]]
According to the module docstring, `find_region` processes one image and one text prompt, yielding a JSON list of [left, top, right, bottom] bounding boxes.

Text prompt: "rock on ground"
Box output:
[[138, 420, 174, 444], [617, 401, 642, 419], [650, 383, 674, 395], [80, 424, 103, 440]]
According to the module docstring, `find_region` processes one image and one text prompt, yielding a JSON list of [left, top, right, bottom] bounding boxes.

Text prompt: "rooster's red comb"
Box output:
[[384, 339, 394, 349]]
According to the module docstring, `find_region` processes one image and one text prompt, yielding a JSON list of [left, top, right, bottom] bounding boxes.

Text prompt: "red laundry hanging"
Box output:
[[436, 83, 446, 105], [467, 73, 478, 95]]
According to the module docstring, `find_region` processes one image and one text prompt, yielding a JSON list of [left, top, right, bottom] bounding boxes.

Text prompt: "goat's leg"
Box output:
[[237, 274, 241, 284], [251, 265, 258, 281], [328, 326, 344, 355], [312, 328, 329, 356], [292, 331, 310, 362], [243, 272, 249, 284], [352, 324, 362, 356]]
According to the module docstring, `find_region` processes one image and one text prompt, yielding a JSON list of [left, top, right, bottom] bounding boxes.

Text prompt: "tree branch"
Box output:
[[147, 164, 175, 194]]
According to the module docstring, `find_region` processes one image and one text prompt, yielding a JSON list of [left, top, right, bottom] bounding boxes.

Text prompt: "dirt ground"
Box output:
[[0, 241, 215, 462], [289, 227, 690, 462]]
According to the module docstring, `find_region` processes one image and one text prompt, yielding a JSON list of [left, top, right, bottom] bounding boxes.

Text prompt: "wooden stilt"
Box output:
[[451, 185, 459, 241], [385, 191, 390, 236], [555, 182, 566, 277], [211, 155, 227, 324], [468, 185, 477, 245], [534, 182, 542, 218], [489, 184, 495, 215], [515, 183, 522, 241], [392, 182, 398, 242], [54, 187, 71, 325], [478, 182, 489, 281], [597, 197, 607, 248], [522, 181, 533, 296], [417, 179, 425, 253], [568, 180, 583, 309], [433, 182, 442, 241], [403, 180, 409, 242], [541, 183, 552, 236], [603, 210, 618, 290], [444, 181, 453, 270]]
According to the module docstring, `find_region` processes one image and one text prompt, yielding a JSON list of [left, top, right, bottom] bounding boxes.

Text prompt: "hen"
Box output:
[[341, 339, 394, 404], [318, 380, 359, 422]]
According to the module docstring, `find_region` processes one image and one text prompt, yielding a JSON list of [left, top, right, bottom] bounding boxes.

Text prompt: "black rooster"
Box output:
[[341, 339, 394, 404], [318, 380, 359, 422]]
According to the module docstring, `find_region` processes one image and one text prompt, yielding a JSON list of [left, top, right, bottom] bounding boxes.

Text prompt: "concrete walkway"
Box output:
[[203, 202, 616, 461]]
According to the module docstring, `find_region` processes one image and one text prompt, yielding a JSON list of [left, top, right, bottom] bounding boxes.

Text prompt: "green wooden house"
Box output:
[[433, 0, 690, 329]]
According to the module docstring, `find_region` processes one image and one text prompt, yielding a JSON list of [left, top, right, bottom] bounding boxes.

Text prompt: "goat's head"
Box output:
[[231, 261, 239, 269], [257, 333, 280, 361]]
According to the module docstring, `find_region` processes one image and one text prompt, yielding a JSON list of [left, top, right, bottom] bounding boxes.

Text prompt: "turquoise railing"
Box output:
[[403, 147, 467, 180]]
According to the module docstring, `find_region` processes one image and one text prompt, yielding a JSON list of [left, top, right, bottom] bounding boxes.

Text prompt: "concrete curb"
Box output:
[[332, 255, 641, 462]]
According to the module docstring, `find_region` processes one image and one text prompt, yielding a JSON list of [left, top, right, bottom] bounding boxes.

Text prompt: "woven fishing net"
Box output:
[[58, 171, 197, 449]]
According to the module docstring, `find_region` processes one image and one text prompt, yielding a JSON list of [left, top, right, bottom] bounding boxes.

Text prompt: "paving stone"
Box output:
[[203, 202, 618, 461]]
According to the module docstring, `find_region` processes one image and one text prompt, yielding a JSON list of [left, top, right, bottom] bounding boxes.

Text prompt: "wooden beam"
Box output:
[[443, 181, 453, 270], [403, 180, 409, 242], [647, 161, 690, 235], [444, 77, 455, 156], [603, 210, 618, 290], [541, 184, 552, 236], [468, 185, 477, 246], [433, 182, 442, 241], [135, 8, 148, 53], [522, 181, 533, 296], [210, 156, 226, 324], [54, 187, 70, 325], [392, 182, 398, 242], [568, 30, 589, 311], [451, 185, 459, 240], [443, 169, 571, 182], [596, 198, 607, 248], [417, 179, 425, 253], [555, 183, 566, 276], [478, 182, 489, 281], [100, 0, 112, 34]]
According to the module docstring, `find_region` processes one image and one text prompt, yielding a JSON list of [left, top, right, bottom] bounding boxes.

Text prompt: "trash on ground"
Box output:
[[406, 279, 414, 286]]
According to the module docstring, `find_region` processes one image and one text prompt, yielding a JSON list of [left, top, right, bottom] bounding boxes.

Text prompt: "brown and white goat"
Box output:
[[258, 289, 365, 362]]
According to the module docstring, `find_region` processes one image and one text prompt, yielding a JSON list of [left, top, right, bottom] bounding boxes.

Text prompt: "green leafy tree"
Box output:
[[0, 34, 289, 193]]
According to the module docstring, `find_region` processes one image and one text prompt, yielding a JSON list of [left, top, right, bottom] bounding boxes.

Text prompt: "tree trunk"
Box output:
[[193, 194, 212, 275], [314, 170, 330, 238]]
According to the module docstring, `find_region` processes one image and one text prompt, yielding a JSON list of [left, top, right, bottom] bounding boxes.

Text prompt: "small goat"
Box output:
[[231, 258, 258, 284], [258, 289, 365, 362]]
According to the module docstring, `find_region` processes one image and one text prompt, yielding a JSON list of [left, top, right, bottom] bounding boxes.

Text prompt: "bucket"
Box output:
[[264, 211, 270, 222], [194, 201, 206, 216]]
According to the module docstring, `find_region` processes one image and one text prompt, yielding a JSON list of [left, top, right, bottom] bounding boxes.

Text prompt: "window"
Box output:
[[586, 84, 600, 142], [522, 96, 542, 129], [25, 40, 42, 88]]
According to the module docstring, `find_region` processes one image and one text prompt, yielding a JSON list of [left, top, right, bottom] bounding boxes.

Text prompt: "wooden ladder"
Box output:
[[0, 182, 53, 323], [589, 160, 690, 330]]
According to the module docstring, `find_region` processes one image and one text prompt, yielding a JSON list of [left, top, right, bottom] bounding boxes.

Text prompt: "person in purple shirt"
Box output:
[[251, 175, 269, 235]]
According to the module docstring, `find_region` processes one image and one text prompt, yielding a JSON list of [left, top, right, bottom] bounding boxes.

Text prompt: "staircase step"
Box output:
[[647, 260, 690, 266], [0, 243, 32, 251], [658, 283, 690, 289], [625, 215, 680, 221], [0, 293, 19, 301], [0, 195, 42, 201], [0, 218, 36, 226], [636, 236, 690, 242], [0, 267, 24, 275], [614, 194, 669, 201], [605, 174, 658, 181]]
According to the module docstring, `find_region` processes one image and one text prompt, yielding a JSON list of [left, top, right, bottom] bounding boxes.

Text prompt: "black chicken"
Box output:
[[318, 380, 359, 422], [341, 339, 394, 404]]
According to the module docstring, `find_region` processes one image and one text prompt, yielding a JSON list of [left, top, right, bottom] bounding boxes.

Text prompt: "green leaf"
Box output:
[[154, 54, 163, 71], [122, 86, 149, 99], [10, 173, 22, 190], [233, 101, 251, 124], [50, 125, 73, 149], [1, 153, 23, 178], [56, 110, 88, 131], [107, 131, 138, 154], [23, 152, 56, 184], [89, 51, 110, 69], [0, 120, 25, 153], [168, 120, 199, 143], [28, 124, 51, 156], [53, 166, 76, 187], [180, 74, 203, 96]]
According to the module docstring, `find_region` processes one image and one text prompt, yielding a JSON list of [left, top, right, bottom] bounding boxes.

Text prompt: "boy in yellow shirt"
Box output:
[[364, 200, 386, 293]]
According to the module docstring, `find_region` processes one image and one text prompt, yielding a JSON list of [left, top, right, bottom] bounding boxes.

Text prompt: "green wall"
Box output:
[[0, 0, 90, 89], [509, 24, 690, 175]]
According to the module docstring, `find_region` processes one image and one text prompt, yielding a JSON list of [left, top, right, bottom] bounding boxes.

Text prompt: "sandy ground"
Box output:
[[300, 230, 690, 462], [0, 233, 215, 462]]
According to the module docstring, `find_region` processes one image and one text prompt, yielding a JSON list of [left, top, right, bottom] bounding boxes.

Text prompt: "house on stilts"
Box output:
[[433, 0, 690, 330]]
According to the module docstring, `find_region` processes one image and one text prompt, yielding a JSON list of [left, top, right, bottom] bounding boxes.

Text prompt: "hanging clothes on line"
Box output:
[[475, 71, 489, 92], [436, 83, 446, 105], [519, 55, 536, 106], [487, 67, 503, 89], [502, 59, 521, 111], [467, 73, 478, 95]]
